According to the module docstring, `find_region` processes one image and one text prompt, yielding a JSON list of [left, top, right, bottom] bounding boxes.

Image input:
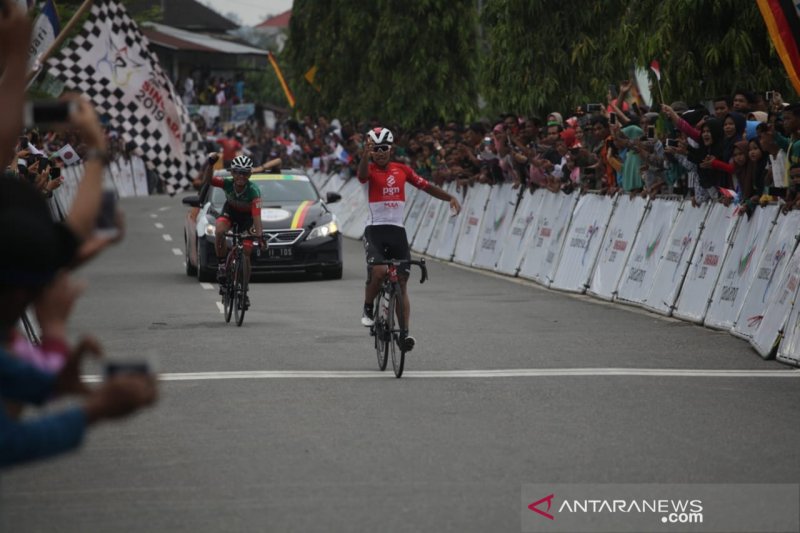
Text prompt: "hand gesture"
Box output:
[[449, 196, 462, 216], [699, 155, 715, 169], [68, 96, 106, 151]]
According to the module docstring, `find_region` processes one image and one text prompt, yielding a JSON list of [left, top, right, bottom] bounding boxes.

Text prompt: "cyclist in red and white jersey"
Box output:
[[358, 127, 461, 351]]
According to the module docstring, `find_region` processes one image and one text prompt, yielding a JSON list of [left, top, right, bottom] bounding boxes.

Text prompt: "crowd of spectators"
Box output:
[[0, 4, 157, 470]]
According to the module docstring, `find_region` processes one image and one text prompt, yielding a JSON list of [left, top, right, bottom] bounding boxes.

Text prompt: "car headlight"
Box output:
[[205, 223, 216, 237], [307, 220, 338, 240]]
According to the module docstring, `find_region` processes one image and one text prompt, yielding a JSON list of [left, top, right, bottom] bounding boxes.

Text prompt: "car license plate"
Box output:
[[264, 247, 293, 259]]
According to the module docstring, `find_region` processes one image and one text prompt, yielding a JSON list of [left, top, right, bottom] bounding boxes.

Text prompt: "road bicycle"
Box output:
[[369, 258, 428, 378], [220, 229, 260, 327]]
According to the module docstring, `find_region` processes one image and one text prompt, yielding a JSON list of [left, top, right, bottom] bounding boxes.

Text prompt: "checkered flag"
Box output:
[[45, 0, 203, 194]]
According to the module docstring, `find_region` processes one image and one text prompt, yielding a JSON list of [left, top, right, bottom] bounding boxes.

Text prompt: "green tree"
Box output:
[[285, 0, 478, 128]]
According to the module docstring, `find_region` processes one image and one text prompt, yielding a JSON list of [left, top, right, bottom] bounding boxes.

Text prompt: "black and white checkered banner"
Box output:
[[46, 0, 203, 194]]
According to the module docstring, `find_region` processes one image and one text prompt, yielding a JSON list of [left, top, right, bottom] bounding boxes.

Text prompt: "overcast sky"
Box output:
[[202, 0, 293, 26]]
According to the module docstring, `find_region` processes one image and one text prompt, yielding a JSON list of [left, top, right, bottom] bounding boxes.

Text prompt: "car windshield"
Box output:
[[211, 177, 319, 208]]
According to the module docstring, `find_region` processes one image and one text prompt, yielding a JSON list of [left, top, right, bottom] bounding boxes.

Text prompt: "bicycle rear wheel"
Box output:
[[388, 287, 405, 378], [223, 258, 234, 323], [234, 252, 247, 326], [374, 290, 389, 371]]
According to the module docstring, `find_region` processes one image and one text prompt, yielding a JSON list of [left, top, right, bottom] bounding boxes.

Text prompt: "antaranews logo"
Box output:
[[528, 494, 555, 520], [528, 493, 703, 524]]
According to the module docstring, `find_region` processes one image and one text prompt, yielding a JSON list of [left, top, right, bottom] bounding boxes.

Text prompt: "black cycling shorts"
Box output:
[[219, 203, 254, 232], [364, 224, 411, 279]]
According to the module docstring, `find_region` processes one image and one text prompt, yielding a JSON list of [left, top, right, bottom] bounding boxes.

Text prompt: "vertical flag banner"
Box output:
[[268, 51, 296, 108], [46, 0, 204, 193], [757, 0, 800, 95], [28, 0, 61, 71]]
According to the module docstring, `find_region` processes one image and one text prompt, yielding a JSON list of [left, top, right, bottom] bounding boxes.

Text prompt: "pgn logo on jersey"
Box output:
[[382, 186, 401, 196], [387, 175, 397, 187]]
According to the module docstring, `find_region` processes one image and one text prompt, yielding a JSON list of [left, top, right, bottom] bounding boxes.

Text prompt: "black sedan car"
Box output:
[[182, 171, 343, 281]]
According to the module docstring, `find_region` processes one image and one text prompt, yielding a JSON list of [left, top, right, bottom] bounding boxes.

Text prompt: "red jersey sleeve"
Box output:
[[251, 197, 262, 218], [359, 163, 374, 184], [210, 175, 225, 188], [401, 163, 430, 190]]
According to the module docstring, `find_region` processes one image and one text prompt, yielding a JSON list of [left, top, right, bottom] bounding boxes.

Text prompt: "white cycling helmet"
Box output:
[[367, 127, 394, 145], [230, 155, 253, 172]]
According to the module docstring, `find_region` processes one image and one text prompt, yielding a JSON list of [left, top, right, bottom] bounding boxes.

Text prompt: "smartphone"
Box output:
[[647, 125, 655, 140], [23, 100, 76, 128], [105, 360, 150, 377], [586, 103, 603, 113], [766, 91, 774, 102], [609, 114, 617, 126], [608, 84, 619, 99], [96, 190, 117, 230], [49, 166, 61, 180], [665, 138, 679, 148]]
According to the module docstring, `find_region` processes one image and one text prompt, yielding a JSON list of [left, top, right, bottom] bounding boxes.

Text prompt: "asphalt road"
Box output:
[[2, 195, 799, 533]]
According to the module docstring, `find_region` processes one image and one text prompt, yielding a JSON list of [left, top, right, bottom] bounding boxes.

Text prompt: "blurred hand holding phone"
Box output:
[[24, 100, 77, 128]]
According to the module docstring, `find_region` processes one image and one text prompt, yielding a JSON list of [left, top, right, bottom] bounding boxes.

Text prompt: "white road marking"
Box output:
[[172, 248, 182, 256], [200, 283, 214, 290], [81, 368, 800, 383], [162, 234, 173, 242], [155, 222, 164, 229], [159, 206, 170, 212], [150, 214, 158, 218], [216, 302, 224, 314]]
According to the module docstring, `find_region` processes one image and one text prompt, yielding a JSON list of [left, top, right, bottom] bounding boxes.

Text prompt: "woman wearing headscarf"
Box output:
[[721, 111, 747, 162], [618, 124, 644, 192]]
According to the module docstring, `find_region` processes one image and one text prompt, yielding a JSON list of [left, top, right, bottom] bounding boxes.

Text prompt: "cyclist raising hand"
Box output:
[[201, 154, 265, 304], [358, 127, 461, 351]]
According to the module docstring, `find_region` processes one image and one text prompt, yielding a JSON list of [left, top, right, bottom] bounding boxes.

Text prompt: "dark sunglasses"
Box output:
[[373, 145, 391, 153]]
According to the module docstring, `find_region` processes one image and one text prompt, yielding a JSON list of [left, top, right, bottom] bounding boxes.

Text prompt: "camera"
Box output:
[[23, 100, 77, 128], [586, 103, 603, 113]]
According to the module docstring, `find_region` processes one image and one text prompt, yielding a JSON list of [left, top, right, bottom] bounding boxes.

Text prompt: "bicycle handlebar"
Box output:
[[368, 258, 428, 284], [224, 231, 263, 246]]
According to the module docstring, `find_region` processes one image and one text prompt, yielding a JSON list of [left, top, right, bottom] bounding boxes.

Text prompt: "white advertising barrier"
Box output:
[[340, 184, 370, 240], [587, 195, 647, 301], [495, 188, 545, 276], [341, 205, 368, 239], [411, 183, 452, 253], [429, 184, 469, 261], [705, 204, 780, 330], [615, 198, 681, 305], [732, 210, 800, 339], [673, 202, 739, 323], [642, 202, 710, 315], [403, 185, 429, 243], [56, 165, 82, 212], [131, 157, 149, 196], [109, 160, 135, 198], [327, 178, 362, 223], [472, 184, 519, 270], [518, 190, 578, 286], [550, 193, 614, 293], [320, 172, 346, 195], [453, 184, 492, 265], [751, 247, 800, 358], [777, 287, 800, 366]]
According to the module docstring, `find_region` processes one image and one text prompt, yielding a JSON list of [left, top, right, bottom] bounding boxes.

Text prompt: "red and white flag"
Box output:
[[53, 144, 80, 166], [650, 59, 661, 81]]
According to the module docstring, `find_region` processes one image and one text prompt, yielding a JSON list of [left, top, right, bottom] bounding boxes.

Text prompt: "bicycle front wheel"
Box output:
[[223, 259, 234, 323], [388, 286, 405, 378], [234, 252, 247, 327], [374, 290, 389, 371]]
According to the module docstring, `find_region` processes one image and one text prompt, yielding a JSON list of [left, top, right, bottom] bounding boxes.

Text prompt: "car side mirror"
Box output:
[[326, 192, 342, 204], [182, 195, 201, 208]]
